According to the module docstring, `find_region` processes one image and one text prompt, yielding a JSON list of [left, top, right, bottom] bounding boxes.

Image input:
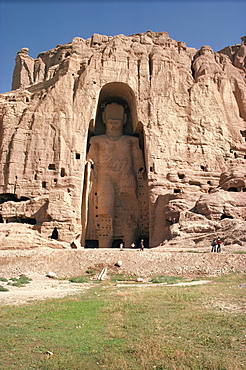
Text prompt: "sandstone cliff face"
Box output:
[[0, 31, 245, 249]]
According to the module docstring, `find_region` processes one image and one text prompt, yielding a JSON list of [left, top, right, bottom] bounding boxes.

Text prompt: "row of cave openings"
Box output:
[[170, 171, 246, 194], [36, 154, 81, 189], [84, 238, 149, 249], [165, 211, 237, 229]]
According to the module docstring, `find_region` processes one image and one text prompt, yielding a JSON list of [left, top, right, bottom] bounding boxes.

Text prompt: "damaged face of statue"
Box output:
[[102, 103, 126, 138]]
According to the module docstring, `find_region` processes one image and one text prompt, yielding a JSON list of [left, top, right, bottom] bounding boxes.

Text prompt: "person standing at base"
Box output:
[[140, 239, 144, 251], [211, 239, 217, 252], [217, 237, 222, 253]]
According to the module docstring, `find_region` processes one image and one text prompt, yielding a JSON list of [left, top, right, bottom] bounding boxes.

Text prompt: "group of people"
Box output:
[[211, 237, 222, 253], [122, 238, 222, 252], [120, 239, 145, 251]]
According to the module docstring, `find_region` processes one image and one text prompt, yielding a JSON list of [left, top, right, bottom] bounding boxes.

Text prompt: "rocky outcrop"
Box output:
[[0, 31, 245, 249]]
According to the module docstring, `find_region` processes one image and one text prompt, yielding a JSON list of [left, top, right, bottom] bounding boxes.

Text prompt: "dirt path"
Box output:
[[0, 274, 213, 306], [0, 274, 92, 306]]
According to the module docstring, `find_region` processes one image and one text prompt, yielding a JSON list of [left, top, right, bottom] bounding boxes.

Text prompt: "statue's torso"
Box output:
[[90, 134, 138, 174]]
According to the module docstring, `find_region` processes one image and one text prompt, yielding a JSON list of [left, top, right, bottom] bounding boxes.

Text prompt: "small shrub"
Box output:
[[86, 269, 96, 276], [69, 276, 89, 283], [19, 276, 32, 284], [0, 277, 8, 282], [150, 276, 184, 284], [110, 274, 136, 282], [8, 282, 24, 287], [7, 276, 32, 287], [0, 285, 9, 292]]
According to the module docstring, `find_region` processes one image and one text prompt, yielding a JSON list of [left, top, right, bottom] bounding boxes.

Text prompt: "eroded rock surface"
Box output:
[[0, 31, 245, 249]]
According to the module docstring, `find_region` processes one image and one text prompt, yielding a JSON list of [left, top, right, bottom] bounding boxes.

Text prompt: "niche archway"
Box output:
[[94, 82, 138, 135], [81, 82, 149, 248]]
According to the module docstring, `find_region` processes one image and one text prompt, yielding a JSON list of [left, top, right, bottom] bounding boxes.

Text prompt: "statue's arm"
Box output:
[[85, 137, 99, 179], [86, 136, 97, 164]]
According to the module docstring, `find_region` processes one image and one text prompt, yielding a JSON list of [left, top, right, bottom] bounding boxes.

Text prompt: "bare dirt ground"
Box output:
[[0, 275, 92, 306], [0, 245, 245, 306], [0, 274, 213, 306]]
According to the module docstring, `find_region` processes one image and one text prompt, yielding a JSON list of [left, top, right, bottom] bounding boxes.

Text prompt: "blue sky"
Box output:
[[0, 0, 245, 93]]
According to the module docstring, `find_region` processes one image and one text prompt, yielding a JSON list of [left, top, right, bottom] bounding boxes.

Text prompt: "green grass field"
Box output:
[[0, 274, 245, 369]]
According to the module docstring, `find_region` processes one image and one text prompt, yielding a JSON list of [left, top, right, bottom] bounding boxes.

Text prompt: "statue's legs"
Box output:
[[97, 175, 115, 216], [96, 173, 139, 247], [117, 189, 139, 247], [97, 175, 115, 248]]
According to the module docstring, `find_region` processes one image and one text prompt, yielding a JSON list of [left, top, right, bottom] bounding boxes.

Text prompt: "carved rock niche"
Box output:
[[82, 83, 149, 248]]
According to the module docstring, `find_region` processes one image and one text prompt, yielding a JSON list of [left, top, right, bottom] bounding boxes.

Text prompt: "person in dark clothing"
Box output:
[[211, 239, 217, 252]]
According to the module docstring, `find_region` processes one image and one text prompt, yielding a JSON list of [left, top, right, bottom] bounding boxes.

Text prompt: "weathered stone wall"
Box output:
[[0, 31, 245, 248]]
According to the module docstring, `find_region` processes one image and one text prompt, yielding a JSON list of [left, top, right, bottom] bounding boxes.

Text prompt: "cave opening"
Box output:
[[220, 214, 233, 220], [0, 193, 30, 204], [85, 239, 99, 248], [51, 227, 58, 240], [228, 187, 238, 192], [6, 216, 36, 225], [111, 239, 124, 248]]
